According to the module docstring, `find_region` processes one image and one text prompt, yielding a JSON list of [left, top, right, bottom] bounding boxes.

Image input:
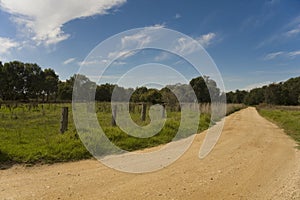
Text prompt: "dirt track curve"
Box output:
[[1, 107, 300, 200]]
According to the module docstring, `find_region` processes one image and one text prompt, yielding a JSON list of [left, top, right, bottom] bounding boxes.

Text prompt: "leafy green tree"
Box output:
[[58, 81, 72, 101], [264, 83, 283, 105], [2, 61, 26, 100], [24, 63, 44, 101], [190, 76, 220, 103], [141, 89, 162, 104], [95, 83, 115, 102], [226, 90, 247, 103], [130, 87, 148, 102], [43, 68, 59, 102], [190, 76, 210, 102], [283, 77, 300, 105], [244, 88, 264, 105], [160, 87, 178, 106]]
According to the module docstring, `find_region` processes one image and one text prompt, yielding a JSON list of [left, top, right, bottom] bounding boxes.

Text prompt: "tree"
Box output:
[[283, 77, 300, 105], [160, 87, 178, 106], [95, 83, 115, 102], [1, 61, 26, 100], [130, 87, 148, 102], [264, 83, 283, 105], [243, 88, 264, 105], [24, 63, 44, 101], [141, 89, 162, 104], [43, 68, 59, 102], [226, 90, 247, 104], [58, 74, 96, 101], [190, 76, 220, 103]]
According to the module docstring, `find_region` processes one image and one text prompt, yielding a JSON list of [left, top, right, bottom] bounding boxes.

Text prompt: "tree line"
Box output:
[[3, 61, 299, 106], [226, 77, 300, 105], [0, 61, 222, 104]]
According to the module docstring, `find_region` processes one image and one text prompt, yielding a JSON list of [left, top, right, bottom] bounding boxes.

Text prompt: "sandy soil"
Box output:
[[0, 107, 299, 200]]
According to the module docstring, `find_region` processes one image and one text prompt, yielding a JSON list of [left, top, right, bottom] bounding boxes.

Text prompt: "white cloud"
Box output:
[[196, 32, 216, 47], [62, 57, 76, 65], [285, 27, 300, 37], [257, 15, 300, 48], [113, 61, 126, 65], [78, 59, 105, 66], [175, 13, 181, 19], [121, 24, 164, 49], [263, 50, 300, 60], [174, 32, 217, 55], [0, 37, 19, 54], [175, 37, 198, 55], [106, 24, 165, 60], [101, 26, 215, 62], [0, 0, 126, 46], [263, 51, 284, 60], [287, 50, 300, 58], [107, 50, 137, 60]]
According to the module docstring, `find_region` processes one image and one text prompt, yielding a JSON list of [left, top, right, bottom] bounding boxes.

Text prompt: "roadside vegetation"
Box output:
[[0, 103, 245, 165], [257, 105, 300, 148]]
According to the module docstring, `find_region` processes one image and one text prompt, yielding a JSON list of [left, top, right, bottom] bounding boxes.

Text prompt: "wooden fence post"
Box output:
[[141, 103, 147, 121], [60, 107, 68, 133]]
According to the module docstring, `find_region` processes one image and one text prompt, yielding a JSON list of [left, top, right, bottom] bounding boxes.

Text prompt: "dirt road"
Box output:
[[1, 107, 299, 199]]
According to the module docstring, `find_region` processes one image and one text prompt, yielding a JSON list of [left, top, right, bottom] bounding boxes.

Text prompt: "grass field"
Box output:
[[0, 103, 245, 164], [257, 106, 300, 148]]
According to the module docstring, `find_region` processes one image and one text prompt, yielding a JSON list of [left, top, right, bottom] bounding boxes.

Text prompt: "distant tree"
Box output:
[[95, 83, 115, 102], [1, 61, 26, 100], [57, 75, 76, 101], [58, 74, 95, 101], [226, 91, 235, 103], [57, 81, 72, 101], [190, 76, 210, 102], [190, 76, 220, 103], [130, 87, 148, 102], [43, 68, 59, 102], [167, 83, 196, 102], [264, 83, 283, 105], [141, 89, 162, 104], [160, 87, 178, 106], [110, 85, 128, 102], [244, 88, 264, 105], [283, 77, 300, 105], [226, 90, 247, 103], [24, 63, 44, 101]]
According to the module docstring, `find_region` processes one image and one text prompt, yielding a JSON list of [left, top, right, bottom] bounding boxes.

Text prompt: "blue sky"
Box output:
[[0, 0, 300, 91]]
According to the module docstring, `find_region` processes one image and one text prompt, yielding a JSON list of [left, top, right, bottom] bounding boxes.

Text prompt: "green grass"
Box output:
[[258, 107, 300, 148], [0, 104, 90, 164], [0, 103, 244, 165]]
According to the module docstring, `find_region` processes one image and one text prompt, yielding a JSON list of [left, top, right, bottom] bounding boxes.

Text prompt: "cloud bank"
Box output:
[[0, 0, 126, 45]]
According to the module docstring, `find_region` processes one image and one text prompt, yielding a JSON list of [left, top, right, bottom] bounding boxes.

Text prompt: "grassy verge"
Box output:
[[0, 103, 245, 165], [257, 107, 300, 148]]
